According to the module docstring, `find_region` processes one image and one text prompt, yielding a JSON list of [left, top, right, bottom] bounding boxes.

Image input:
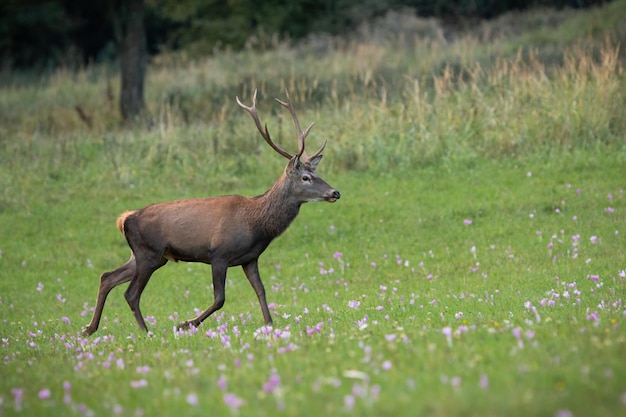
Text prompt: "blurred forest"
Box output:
[[0, 0, 611, 69]]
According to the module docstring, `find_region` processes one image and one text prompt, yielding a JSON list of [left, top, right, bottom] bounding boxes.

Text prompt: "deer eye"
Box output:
[[302, 174, 312, 183]]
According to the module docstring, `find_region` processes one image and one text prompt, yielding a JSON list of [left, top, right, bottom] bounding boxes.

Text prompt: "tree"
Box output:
[[111, 0, 147, 121]]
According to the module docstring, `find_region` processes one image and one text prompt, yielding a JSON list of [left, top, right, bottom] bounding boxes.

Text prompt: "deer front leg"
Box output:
[[177, 262, 228, 330], [242, 259, 273, 325], [82, 255, 136, 336]]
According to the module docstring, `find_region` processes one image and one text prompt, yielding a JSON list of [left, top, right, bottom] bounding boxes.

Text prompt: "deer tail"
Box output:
[[116, 210, 136, 233]]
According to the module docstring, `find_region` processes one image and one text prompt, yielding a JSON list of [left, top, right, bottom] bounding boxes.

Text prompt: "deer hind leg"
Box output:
[[123, 254, 167, 333], [242, 259, 273, 325], [177, 262, 228, 330], [82, 254, 136, 336]]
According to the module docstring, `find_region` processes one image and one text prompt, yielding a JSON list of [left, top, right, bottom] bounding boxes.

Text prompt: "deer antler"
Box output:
[[274, 90, 326, 162], [274, 90, 314, 161], [236, 90, 292, 160]]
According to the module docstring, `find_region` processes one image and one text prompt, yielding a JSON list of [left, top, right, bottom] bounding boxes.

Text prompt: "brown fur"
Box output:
[[82, 91, 340, 336]]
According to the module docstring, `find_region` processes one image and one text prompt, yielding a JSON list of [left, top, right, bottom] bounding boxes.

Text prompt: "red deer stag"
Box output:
[[82, 90, 340, 336]]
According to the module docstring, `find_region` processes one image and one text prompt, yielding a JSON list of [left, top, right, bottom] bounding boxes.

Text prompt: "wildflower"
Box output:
[[479, 374, 489, 389], [442, 327, 452, 347], [347, 300, 360, 309], [464, 219, 472, 225], [186, 393, 199, 406], [38, 388, 51, 399], [12, 388, 23, 410], [217, 375, 228, 390], [223, 393, 244, 410], [136, 365, 150, 374], [263, 373, 281, 393], [333, 252, 342, 259], [130, 379, 148, 388], [381, 360, 392, 371], [63, 381, 71, 405], [385, 334, 396, 342], [344, 395, 355, 411]]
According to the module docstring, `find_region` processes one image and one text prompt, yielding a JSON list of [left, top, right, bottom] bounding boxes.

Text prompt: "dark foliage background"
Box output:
[[0, 0, 610, 68]]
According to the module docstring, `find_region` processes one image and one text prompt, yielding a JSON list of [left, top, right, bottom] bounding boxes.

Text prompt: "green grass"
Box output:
[[1, 2, 626, 416], [1, 152, 625, 417]]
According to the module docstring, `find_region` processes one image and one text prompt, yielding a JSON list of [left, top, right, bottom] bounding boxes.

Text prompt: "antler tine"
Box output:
[[236, 89, 293, 160], [275, 90, 314, 161], [307, 139, 327, 161]]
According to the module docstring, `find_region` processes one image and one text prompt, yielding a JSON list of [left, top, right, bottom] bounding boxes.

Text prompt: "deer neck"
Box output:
[[253, 175, 302, 238]]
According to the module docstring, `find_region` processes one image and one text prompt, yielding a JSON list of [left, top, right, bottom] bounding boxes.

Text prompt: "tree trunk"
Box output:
[[113, 0, 146, 121]]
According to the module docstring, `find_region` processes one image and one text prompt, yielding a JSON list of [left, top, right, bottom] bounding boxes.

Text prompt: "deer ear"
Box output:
[[306, 154, 323, 171], [286, 156, 302, 173]]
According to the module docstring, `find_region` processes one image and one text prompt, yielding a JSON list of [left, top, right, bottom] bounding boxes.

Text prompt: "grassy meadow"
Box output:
[[1, 2, 626, 416]]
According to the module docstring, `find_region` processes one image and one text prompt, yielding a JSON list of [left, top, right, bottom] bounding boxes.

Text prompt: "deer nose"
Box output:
[[324, 189, 340, 203]]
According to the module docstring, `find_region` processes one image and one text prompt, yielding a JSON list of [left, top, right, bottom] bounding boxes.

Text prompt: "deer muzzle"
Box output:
[[324, 190, 341, 203]]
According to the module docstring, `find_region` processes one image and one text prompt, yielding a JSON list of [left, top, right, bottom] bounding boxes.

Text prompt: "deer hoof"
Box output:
[[82, 326, 95, 336]]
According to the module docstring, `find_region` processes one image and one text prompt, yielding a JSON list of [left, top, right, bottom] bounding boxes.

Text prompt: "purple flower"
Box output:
[[186, 393, 198, 406], [479, 374, 489, 389], [136, 365, 150, 374], [464, 219, 472, 225], [385, 334, 396, 342], [381, 360, 392, 371], [223, 393, 244, 410], [333, 252, 343, 259], [38, 388, 51, 400], [263, 373, 281, 393], [344, 395, 355, 411], [130, 379, 148, 388], [217, 375, 227, 390], [348, 300, 360, 309]]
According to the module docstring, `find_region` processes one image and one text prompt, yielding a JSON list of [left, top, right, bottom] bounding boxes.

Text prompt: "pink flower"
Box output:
[[263, 374, 281, 393], [130, 379, 148, 388], [223, 393, 244, 410], [186, 393, 198, 406], [38, 388, 51, 399], [479, 374, 489, 389]]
